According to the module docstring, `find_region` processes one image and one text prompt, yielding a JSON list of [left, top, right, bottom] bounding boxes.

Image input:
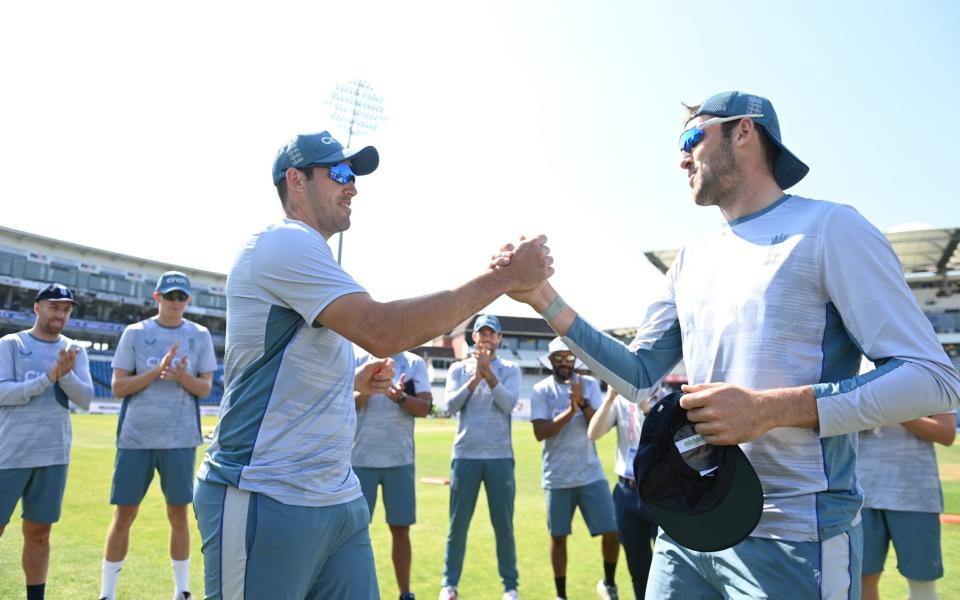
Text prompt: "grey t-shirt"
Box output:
[[198, 219, 367, 507], [0, 331, 93, 468], [857, 420, 950, 513], [352, 351, 431, 468], [112, 317, 217, 449], [443, 356, 520, 459], [530, 374, 606, 489]]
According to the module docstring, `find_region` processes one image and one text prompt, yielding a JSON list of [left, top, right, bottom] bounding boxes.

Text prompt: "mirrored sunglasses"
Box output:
[[551, 355, 576, 365], [679, 114, 764, 153], [326, 162, 356, 185]]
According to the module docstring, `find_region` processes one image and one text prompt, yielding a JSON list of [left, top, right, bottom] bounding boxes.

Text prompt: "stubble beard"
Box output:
[[692, 137, 741, 210]]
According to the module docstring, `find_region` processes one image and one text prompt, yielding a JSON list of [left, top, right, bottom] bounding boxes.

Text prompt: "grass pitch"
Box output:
[[0, 416, 957, 599]]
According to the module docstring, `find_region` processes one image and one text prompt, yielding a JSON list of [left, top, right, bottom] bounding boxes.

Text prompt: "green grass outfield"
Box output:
[[1, 415, 958, 599]]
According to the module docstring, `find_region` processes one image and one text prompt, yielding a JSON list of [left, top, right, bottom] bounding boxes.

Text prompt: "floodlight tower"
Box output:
[[327, 79, 386, 264]]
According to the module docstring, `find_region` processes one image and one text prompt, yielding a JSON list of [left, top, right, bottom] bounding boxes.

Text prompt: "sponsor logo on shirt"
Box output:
[[771, 233, 789, 245]]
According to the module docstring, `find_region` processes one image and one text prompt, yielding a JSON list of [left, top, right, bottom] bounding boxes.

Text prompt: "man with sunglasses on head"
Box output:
[[193, 132, 553, 600], [439, 314, 521, 600], [0, 284, 93, 600], [530, 338, 619, 600], [99, 271, 217, 600], [504, 91, 960, 599]]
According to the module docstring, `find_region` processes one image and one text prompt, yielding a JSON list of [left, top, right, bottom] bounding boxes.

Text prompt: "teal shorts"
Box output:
[[646, 526, 862, 599], [862, 507, 942, 580], [0, 464, 68, 525], [354, 464, 416, 526], [193, 479, 379, 599], [545, 478, 617, 537], [110, 448, 196, 505]]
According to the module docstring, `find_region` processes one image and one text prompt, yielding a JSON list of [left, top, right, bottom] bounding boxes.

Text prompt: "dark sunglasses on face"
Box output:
[[551, 355, 576, 365], [678, 114, 764, 153], [162, 291, 189, 302]]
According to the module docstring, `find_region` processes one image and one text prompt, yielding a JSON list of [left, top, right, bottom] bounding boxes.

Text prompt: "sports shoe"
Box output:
[[173, 593, 192, 600], [503, 590, 519, 600], [596, 579, 618, 600], [438, 586, 457, 600], [400, 594, 416, 600]]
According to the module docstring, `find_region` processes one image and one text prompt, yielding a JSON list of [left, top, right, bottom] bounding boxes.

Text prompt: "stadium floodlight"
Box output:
[[326, 79, 387, 264]]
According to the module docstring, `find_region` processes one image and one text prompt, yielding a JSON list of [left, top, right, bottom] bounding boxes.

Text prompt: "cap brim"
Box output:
[[42, 298, 79, 305], [313, 145, 379, 176], [646, 447, 763, 552], [157, 286, 190, 295], [771, 142, 809, 190]]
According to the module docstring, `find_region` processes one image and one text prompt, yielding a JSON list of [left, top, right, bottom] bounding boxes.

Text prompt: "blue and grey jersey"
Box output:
[[564, 195, 960, 543], [198, 219, 367, 507], [856, 415, 953, 513], [352, 351, 431, 468], [530, 374, 606, 489], [442, 356, 520, 459], [0, 331, 93, 469], [112, 318, 217, 449]]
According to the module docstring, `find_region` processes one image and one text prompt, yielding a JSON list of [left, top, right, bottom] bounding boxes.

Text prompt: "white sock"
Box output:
[[907, 578, 938, 600], [100, 559, 123, 600], [172, 558, 190, 595]]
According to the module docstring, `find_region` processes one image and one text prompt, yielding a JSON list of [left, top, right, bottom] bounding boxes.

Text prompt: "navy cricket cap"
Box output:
[[156, 271, 191, 295], [272, 131, 379, 185], [472, 314, 502, 334], [633, 391, 763, 552], [35, 283, 78, 305], [689, 91, 809, 190]]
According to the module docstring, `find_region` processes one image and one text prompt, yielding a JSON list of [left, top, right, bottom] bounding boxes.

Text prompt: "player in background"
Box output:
[[99, 272, 217, 600], [0, 283, 94, 600]]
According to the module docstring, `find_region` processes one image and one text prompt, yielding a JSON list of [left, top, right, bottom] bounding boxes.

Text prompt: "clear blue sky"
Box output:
[[2, 1, 957, 328]]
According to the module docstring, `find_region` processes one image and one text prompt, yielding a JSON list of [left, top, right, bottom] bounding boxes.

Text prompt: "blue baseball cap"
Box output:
[[472, 314, 502, 334], [156, 271, 191, 295], [689, 91, 809, 190], [633, 391, 763, 552], [35, 283, 78, 305], [272, 131, 379, 185]]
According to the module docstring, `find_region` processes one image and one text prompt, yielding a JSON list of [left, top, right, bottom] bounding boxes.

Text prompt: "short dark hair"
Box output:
[[275, 167, 315, 206]]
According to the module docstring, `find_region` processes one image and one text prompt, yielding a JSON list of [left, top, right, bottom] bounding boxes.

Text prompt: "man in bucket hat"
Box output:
[[505, 91, 960, 599], [530, 338, 619, 600]]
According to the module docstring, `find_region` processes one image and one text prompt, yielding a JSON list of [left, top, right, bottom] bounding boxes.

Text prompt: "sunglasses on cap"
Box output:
[[679, 114, 763, 153], [162, 291, 189, 302]]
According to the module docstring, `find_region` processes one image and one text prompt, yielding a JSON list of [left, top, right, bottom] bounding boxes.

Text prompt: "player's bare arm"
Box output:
[[316, 235, 553, 358]]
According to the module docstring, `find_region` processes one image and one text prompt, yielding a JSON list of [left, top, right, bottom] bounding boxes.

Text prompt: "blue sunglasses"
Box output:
[[305, 162, 357, 184], [679, 114, 763, 153], [326, 162, 356, 184]]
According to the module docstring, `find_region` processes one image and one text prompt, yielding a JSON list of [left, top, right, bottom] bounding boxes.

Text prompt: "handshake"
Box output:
[[485, 234, 555, 306]]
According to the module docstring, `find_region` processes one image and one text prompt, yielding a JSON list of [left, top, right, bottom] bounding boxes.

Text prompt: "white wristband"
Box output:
[[539, 295, 566, 321]]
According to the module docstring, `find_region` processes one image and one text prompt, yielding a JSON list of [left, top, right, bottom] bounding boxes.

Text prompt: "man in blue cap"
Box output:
[[99, 271, 217, 600], [0, 284, 93, 600], [438, 314, 521, 600], [504, 91, 960, 599], [194, 133, 552, 600]]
